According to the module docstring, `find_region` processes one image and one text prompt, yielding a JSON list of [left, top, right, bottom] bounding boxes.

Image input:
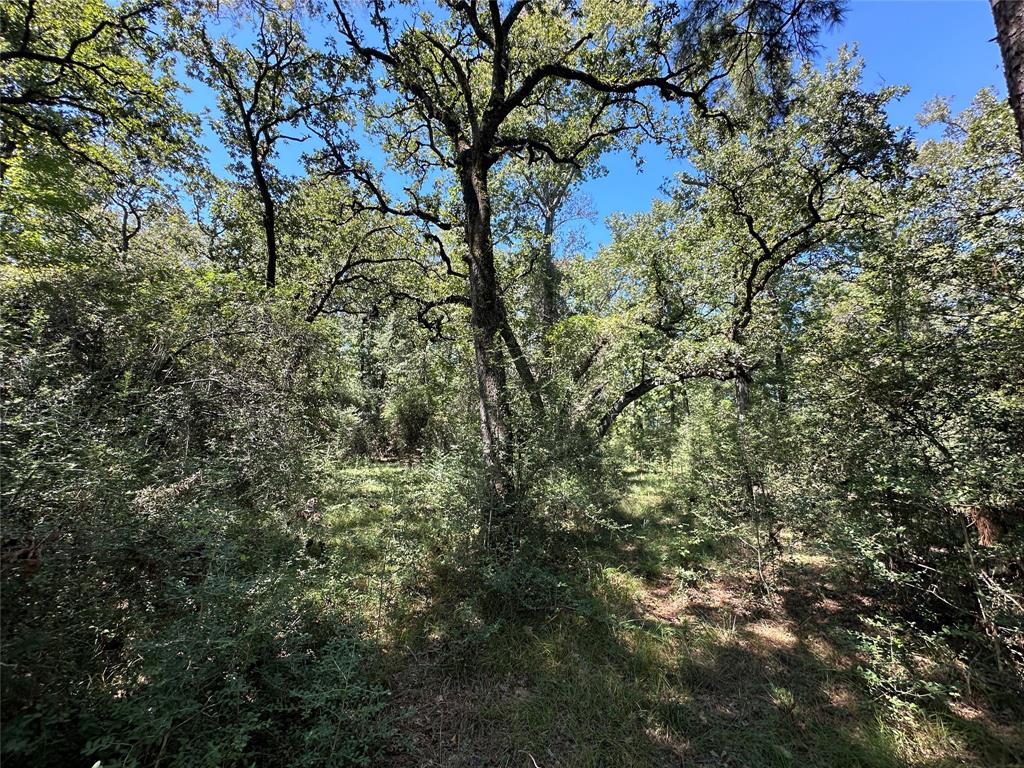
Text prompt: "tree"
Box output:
[[176, 1, 354, 287], [494, 157, 597, 350], [1, 0, 197, 278], [594, 53, 909, 434], [792, 88, 1024, 668], [0, 0, 188, 176], [991, 0, 1024, 151], [327, 0, 845, 510]]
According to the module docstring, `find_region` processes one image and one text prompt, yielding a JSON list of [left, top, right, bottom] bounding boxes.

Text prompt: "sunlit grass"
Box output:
[[308, 463, 1024, 768]]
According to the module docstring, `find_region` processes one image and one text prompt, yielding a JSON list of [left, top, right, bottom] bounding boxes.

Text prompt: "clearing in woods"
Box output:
[[315, 464, 1024, 768]]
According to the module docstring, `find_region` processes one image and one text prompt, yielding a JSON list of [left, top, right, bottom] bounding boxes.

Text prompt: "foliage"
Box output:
[[1, 1, 1022, 765], [0, 213, 392, 765]]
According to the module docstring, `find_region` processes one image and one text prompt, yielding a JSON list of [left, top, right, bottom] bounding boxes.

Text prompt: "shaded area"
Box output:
[[318, 466, 1024, 768]]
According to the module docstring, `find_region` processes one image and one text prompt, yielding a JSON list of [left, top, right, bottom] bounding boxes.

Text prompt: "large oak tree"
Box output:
[[327, 0, 844, 510]]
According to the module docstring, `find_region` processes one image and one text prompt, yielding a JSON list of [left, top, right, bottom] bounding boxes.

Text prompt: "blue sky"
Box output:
[[182, 2, 1007, 247], [581, 1, 1006, 245]]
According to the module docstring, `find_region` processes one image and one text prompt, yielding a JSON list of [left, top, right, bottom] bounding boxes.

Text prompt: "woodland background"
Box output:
[[1, 0, 1023, 765]]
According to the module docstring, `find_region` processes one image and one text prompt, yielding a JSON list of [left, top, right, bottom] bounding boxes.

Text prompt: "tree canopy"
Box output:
[[1, 1, 1022, 765]]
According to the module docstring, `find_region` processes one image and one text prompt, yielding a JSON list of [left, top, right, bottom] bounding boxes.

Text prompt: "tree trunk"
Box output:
[[991, 0, 1024, 151], [253, 169, 278, 288], [733, 360, 756, 506], [357, 311, 385, 456], [459, 157, 515, 505], [597, 377, 658, 437], [734, 364, 752, 415], [261, 199, 278, 288], [538, 207, 559, 333]]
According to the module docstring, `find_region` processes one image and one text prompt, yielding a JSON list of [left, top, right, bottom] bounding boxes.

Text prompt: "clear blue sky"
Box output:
[[581, 0, 1006, 246]]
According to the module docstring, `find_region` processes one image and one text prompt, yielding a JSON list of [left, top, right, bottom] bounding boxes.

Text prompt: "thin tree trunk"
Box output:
[[732, 328, 770, 578], [238, 105, 279, 289], [734, 360, 757, 520], [253, 166, 278, 288], [500, 319, 545, 414], [991, 0, 1024, 151], [597, 377, 658, 437], [774, 347, 787, 404], [538, 207, 559, 333]]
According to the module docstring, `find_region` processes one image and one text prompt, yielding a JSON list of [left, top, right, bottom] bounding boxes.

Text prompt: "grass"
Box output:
[[306, 462, 1024, 768]]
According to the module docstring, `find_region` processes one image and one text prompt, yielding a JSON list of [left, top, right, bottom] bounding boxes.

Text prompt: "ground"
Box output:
[[311, 463, 1024, 768]]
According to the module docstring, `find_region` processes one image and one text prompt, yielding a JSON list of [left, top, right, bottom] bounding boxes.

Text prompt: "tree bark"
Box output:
[[261, 194, 278, 288], [597, 377, 659, 437], [734, 362, 752, 415], [251, 157, 278, 288], [459, 155, 515, 502], [991, 0, 1024, 151], [500, 319, 545, 414]]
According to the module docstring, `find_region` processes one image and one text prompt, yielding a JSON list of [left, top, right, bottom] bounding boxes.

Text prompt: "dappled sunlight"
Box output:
[[12, 443, 1019, 766], [745, 619, 800, 650], [306, 465, 1023, 767], [4, 1, 1021, 764]]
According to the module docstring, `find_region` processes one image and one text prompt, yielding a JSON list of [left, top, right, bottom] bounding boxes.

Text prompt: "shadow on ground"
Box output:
[[322, 466, 1024, 768]]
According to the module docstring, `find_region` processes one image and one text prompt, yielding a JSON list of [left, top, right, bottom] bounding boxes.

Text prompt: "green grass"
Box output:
[[306, 463, 1024, 768]]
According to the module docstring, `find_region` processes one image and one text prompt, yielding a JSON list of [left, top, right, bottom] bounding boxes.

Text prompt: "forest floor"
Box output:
[[316, 464, 1023, 768]]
